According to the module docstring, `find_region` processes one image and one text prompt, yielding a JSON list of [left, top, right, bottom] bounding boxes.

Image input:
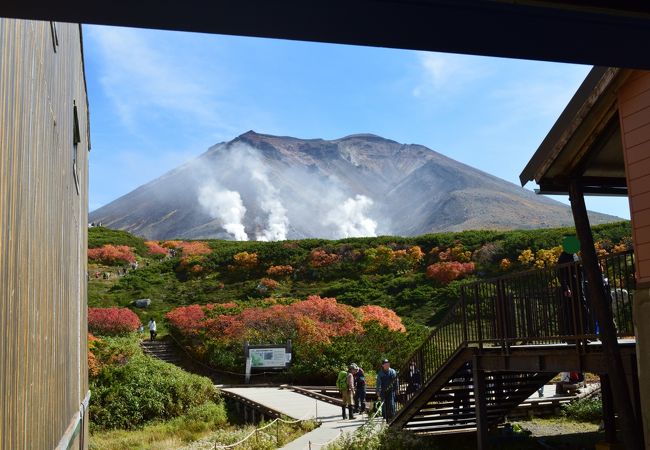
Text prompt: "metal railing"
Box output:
[[390, 250, 636, 420]]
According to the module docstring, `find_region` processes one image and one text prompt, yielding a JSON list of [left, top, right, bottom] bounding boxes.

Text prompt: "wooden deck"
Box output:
[[220, 387, 374, 450]]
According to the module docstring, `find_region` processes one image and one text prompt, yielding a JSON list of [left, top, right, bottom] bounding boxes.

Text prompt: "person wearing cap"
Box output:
[[350, 363, 366, 414], [343, 365, 356, 420], [376, 358, 398, 420]]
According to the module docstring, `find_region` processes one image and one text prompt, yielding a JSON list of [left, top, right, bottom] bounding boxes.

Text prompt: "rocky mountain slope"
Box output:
[[90, 131, 619, 240]]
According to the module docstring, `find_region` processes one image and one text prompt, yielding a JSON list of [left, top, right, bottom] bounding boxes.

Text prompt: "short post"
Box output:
[[245, 357, 252, 385], [276, 419, 280, 446], [244, 341, 251, 384], [309, 440, 312, 450], [315, 399, 319, 422]]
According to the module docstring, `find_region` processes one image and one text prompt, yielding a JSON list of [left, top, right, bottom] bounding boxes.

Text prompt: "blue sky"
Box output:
[[84, 24, 631, 220]]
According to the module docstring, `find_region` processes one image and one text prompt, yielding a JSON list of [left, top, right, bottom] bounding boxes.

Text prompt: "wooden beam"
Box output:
[[601, 374, 618, 444], [4, 1, 650, 69], [473, 357, 489, 450], [568, 179, 643, 450]]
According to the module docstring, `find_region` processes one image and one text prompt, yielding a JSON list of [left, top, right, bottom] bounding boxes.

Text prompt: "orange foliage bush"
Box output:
[[88, 333, 101, 377], [88, 245, 136, 265], [162, 240, 183, 249], [258, 278, 279, 291], [145, 241, 169, 256], [438, 242, 472, 263], [426, 261, 475, 284], [233, 252, 258, 269], [309, 249, 340, 268], [266, 265, 294, 278], [358, 305, 406, 332], [178, 241, 211, 256]]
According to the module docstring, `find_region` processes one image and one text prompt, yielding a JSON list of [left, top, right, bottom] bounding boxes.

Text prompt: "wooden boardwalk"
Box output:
[[220, 387, 375, 449]]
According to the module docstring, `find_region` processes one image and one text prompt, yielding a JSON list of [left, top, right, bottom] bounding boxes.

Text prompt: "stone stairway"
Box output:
[[140, 339, 183, 364]]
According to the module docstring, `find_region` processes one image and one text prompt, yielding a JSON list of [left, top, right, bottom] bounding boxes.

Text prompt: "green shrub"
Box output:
[[89, 337, 219, 431], [325, 426, 426, 450], [561, 395, 603, 422]]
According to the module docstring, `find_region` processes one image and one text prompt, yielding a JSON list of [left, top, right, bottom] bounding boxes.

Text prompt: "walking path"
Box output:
[[220, 387, 380, 450]]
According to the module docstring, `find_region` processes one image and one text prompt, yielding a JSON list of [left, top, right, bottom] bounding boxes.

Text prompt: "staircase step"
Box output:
[[140, 340, 184, 366]]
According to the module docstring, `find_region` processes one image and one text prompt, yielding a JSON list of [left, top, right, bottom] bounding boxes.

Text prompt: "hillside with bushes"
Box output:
[[88, 222, 631, 381]]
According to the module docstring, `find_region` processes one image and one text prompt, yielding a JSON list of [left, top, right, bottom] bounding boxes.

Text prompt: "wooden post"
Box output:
[[601, 374, 617, 444], [569, 179, 642, 450], [473, 357, 489, 450]]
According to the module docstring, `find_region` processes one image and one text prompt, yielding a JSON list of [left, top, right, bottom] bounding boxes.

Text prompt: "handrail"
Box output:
[[390, 296, 469, 419], [388, 250, 636, 424]]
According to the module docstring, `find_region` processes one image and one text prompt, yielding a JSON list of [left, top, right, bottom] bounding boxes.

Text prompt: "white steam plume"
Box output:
[[198, 182, 248, 241], [250, 167, 289, 241], [325, 194, 378, 238]]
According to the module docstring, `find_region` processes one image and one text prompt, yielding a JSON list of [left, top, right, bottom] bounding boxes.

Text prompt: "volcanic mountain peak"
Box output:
[[90, 131, 619, 240]]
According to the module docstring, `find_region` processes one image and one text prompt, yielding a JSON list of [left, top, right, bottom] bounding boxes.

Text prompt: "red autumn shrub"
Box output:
[[145, 241, 169, 256], [165, 304, 206, 336], [426, 261, 475, 284], [266, 265, 294, 278], [88, 245, 136, 265], [88, 307, 141, 335], [166, 296, 388, 345], [358, 305, 406, 332]]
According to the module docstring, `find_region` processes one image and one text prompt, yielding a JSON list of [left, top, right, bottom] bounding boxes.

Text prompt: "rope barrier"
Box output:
[[165, 332, 284, 378], [308, 429, 343, 449], [213, 414, 315, 449]]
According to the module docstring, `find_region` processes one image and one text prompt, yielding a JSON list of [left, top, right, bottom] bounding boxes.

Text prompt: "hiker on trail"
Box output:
[[405, 361, 421, 396], [376, 359, 398, 420], [337, 366, 355, 420], [148, 318, 157, 341], [350, 363, 366, 414]]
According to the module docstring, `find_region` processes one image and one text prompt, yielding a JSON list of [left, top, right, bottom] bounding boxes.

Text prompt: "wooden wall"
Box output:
[[619, 71, 650, 285], [0, 19, 89, 449]]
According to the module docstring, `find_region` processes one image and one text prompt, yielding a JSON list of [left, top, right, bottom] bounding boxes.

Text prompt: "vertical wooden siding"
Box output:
[[0, 19, 89, 449], [619, 71, 650, 285]]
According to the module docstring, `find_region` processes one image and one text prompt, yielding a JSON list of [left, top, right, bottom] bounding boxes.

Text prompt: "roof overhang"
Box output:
[[3, 1, 650, 69], [520, 67, 633, 196]]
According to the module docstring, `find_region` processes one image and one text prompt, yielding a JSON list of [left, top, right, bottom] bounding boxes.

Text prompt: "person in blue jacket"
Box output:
[[376, 359, 398, 420]]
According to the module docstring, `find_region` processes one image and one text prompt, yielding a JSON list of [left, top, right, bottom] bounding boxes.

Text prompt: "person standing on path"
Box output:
[[404, 361, 422, 397], [148, 318, 157, 341], [376, 359, 398, 420], [337, 366, 356, 419], [351, 363, 366, 414]]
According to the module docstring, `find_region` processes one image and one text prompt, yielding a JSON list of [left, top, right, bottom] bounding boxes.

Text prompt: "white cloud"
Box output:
[[85, 25, 236, 135], [412, 51, 492, 97]]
